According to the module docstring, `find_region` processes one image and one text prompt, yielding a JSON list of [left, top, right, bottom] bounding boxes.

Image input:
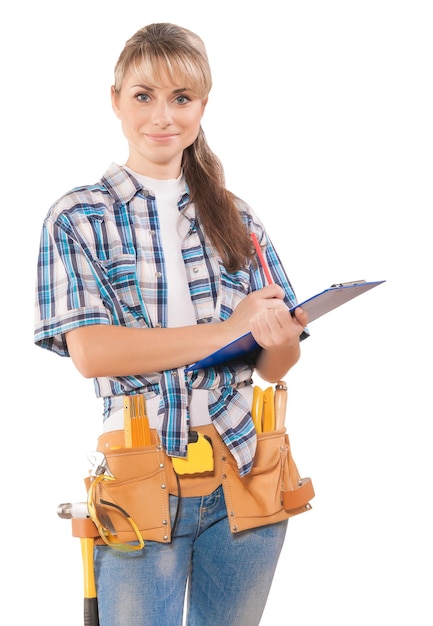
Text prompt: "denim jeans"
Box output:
[[94, 485, 288, 626]]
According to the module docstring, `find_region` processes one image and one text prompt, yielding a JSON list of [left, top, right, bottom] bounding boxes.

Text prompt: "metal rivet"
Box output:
[[230, 511, 235, 517], [161, 484, 166, 489], [157, 444, 162, 450], [232, 525, 238, 532], [221, 455, 226, 462], [162, 520, 168, 526], [222, 474, 227, 480], [163, 535, 169, 541], [159, 463, 165, 468]]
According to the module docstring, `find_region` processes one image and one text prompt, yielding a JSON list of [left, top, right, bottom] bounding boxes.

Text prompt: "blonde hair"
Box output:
[[114, 24, 254, 272], [114, 23, 211, 98]]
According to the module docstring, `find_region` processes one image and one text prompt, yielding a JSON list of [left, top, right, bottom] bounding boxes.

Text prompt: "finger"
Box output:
[[253, 308, 286, 341], [273, 305, 292, 327], [258, 284, 285, 300], [293, 306, 309, 326]]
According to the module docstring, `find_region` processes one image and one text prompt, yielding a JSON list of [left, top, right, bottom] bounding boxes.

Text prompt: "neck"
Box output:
[[125, 156, 182, 180]]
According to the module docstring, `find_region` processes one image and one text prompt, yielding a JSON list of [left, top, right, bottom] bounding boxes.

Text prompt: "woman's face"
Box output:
[[112, 67, 207, 179]]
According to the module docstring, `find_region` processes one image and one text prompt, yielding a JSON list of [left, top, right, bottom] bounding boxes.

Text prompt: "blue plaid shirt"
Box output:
[[35, 163, 306, 475]]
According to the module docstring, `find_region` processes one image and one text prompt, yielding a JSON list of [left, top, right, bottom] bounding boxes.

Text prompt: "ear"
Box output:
[[201, 97, 208, 117], [111, 85, 121, 118]]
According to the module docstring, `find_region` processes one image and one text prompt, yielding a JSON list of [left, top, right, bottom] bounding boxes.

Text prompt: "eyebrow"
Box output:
[[130, 84, 191, 94]]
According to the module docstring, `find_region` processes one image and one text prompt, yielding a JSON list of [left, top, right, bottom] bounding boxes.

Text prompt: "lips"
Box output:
[[145, 133, 178, 142]]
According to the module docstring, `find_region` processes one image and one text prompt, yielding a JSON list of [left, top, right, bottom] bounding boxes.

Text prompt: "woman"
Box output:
[[35, 23, 309, 626]]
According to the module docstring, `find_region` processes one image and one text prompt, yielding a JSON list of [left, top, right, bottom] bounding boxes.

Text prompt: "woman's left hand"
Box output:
[[250, 304, 308, 351], [252, 304, 308, 381]]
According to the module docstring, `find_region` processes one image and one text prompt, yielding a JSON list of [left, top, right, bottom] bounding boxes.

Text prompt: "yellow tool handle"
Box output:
[[80, 537, 99, 625], [262, 386, 275, 432], [251, 386, 263, 433], [274, 380, 288, 429]]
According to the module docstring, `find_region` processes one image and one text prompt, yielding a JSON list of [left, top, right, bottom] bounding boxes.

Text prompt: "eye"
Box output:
[[135, 92, 151, 103], [175, 94, 191, 105]]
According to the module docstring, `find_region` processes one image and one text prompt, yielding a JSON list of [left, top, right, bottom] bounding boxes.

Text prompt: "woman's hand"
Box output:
[[226, 284, 307, 347], [250, 300, 308, 351], [227, 284, 309, 382]]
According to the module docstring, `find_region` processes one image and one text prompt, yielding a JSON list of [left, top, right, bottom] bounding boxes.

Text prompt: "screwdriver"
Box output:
[[251, 386, 264, 433], [262, 386, 275, 431], [274, 380, 288, 429]]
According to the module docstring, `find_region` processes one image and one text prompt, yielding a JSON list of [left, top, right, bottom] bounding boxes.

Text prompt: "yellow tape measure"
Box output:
[[172, 431, 214, 475]]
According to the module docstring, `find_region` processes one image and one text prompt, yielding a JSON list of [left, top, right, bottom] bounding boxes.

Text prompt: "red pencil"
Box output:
[[251, 233, 274, 284]]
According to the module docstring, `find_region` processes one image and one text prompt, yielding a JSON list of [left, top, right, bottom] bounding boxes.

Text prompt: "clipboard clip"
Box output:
[[330, 280, 366, 288]]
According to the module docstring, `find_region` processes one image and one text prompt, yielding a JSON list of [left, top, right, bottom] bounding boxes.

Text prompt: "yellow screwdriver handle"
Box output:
[[262, 386, 275, 432], [251, 386, 264, 433]]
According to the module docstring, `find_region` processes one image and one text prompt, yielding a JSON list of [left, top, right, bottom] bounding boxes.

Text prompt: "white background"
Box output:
[[1, 1, 432, 624]]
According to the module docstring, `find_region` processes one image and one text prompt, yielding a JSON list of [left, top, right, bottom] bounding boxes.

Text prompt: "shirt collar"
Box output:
[[101, 163, 190, 210]]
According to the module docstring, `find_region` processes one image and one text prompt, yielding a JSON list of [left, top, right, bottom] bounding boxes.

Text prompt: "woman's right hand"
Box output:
[[225, 284, 287, 337]]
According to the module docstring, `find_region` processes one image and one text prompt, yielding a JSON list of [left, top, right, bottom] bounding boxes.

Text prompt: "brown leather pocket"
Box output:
[[91, 431, 177, 543], [221, 428, 314, 533]]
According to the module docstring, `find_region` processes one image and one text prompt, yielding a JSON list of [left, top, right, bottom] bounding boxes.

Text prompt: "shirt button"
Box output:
[[155, 271, 162, 278], [193, 267, 199, 273]]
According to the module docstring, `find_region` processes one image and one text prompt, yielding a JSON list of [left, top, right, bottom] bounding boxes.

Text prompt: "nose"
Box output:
[[151, 101, 173, 128]]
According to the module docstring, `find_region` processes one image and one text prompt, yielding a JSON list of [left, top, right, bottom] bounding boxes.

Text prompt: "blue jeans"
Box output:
[[94, 485, 288, 626]]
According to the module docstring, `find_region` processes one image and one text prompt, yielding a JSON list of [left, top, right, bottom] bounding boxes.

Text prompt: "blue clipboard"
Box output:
[[185, 279, 385, 371]]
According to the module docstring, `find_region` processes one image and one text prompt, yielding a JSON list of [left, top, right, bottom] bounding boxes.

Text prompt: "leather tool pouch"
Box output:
[[84, 421, 314, 542], [86, 430, 178, 544], [221, 427, 314, 533]]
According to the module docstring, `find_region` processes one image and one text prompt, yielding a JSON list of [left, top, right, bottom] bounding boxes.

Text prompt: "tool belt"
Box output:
[[82, 422, 314, 544]]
